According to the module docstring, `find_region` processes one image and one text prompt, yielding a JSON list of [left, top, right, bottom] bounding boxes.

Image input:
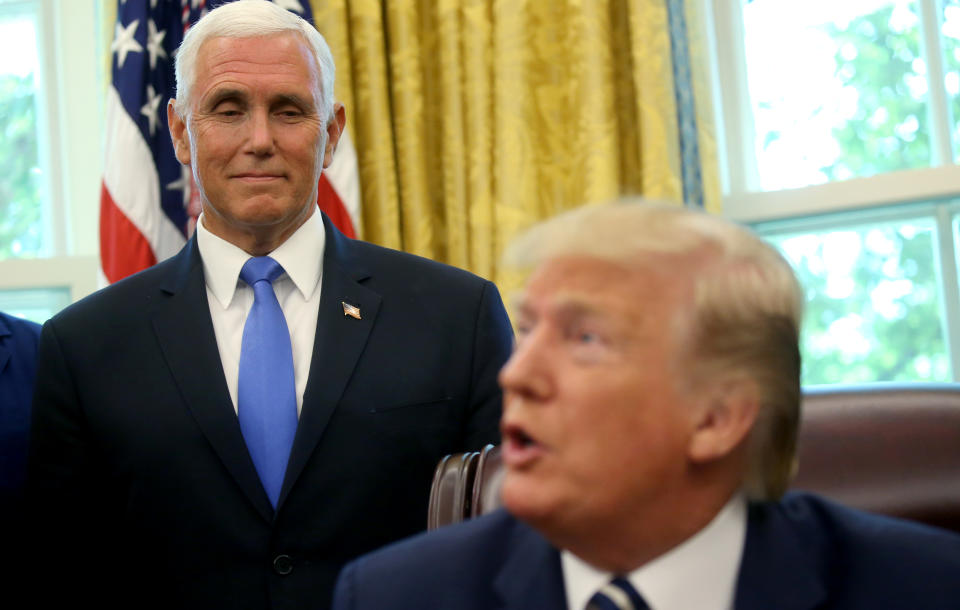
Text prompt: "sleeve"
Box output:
[[330, 559, 359, 610], [463, 279, 514, 450]]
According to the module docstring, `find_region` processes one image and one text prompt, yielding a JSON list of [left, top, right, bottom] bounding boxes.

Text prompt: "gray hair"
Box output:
[[173, 0, 336, 120], [503, 200, 805, 500]]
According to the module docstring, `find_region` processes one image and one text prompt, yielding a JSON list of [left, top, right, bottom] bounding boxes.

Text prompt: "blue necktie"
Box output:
[[587, 577, 649, 610], [237, 256, 298, 509]]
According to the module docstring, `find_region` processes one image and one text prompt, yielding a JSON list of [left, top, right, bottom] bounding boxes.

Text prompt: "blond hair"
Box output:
[[503, 200, 804, 499]]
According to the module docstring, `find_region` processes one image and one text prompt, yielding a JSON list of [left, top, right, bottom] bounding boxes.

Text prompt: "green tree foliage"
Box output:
[[772, 221, 949, 385], [823, 5, 931, 178], [0, 72, 42, 258], [823, 4, 960, 178]]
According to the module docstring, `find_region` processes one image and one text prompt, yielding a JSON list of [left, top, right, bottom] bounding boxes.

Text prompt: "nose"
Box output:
[[246, 109, 275, 156], [498, 329, 553, 402]]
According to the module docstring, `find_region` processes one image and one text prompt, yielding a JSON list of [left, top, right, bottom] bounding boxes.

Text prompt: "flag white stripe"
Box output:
[[103, 86, 186, 261], [323, 128, 361, 236]]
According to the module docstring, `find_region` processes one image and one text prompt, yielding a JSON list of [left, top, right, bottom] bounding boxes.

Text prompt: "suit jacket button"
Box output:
[[273, 554, 293, 576]]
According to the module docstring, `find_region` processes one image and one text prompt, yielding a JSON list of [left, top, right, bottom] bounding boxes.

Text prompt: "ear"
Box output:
[[686, 377, 760, 464], [167, 100, 191, 165], [321, 102, 346, 169]]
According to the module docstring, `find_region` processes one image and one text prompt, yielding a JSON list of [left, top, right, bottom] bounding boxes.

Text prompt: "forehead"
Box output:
[[191, 33, 319, 102], [519, 255, 691, 315]]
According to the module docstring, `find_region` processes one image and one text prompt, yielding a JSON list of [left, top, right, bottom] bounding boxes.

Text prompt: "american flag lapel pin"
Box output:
[[342, 301, 362, 320]]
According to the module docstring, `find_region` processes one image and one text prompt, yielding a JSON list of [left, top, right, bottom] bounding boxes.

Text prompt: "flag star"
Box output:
[[140, 85, 163, 136], [272, 0, 305, 13], [167, 164, 193, 208], [146, 20, 167, 70], [150, 0, 159, 8], [111, 19, 143, 69]]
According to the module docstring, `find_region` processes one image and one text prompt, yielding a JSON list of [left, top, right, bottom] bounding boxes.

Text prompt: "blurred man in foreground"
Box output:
[[27, 2, 511, 608], [332, 201, 960, 610]]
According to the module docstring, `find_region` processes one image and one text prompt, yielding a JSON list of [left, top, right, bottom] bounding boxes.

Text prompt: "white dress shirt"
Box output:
[[562, 494, 747, 610], [195, 210, 325, 416]]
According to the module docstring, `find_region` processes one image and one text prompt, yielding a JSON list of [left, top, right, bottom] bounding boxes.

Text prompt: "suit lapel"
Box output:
[[152, 239, 274, 523], [278, 216, 381, 507], [492, 517, 568, 610], [734, 502, 826, 610]]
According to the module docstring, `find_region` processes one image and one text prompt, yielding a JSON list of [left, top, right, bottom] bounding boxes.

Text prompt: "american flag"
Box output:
[[100, 0, 360, 284]]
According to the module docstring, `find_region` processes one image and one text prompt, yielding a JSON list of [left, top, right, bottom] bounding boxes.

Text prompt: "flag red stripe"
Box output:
[[317, 175, 356, 239], [100, 181, 157, 284]]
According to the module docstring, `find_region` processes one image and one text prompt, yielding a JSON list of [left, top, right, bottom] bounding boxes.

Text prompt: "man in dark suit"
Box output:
[[26, 3, 511, 609], [332, 202, 960, 610]]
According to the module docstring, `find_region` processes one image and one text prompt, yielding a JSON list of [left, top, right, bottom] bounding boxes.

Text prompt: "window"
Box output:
[[708, 0, 960, 384], [0, 0, 102, 324], [756, 201, 960, 385], [0, 0, 48, 259]]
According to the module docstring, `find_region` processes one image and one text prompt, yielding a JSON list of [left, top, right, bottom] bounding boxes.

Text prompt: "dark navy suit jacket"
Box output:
[[0, 311, 41, 513], [333, 492, 960, 610], [26, 214, 513, 610]]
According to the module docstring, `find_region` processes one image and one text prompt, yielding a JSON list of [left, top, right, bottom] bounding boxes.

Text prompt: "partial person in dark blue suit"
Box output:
[[0, 310, 41, 594], [0, 311, 41, 517], [333, 201, 960, 610]]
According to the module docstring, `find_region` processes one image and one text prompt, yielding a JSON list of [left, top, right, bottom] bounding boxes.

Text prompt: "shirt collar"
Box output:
[[561, 494, 747, 610], [196, 210, 326, 308]]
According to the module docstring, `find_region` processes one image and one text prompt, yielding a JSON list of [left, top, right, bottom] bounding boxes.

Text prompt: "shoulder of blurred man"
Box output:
[[332, 508, 566, 610], [736, 490, 960, 610], [334, 491, 960, 610]]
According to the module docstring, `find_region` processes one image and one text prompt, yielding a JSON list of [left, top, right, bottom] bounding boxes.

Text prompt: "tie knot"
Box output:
[[240, 256, 284, 286], [588, 577, 648, 610]]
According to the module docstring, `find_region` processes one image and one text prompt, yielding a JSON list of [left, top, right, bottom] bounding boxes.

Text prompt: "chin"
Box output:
[[501, 471, 560, 527]]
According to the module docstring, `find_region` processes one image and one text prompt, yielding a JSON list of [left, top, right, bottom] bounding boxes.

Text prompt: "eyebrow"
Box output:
[[513, 292, 606, 320], [272, 93, 316, 112], [203, 87, 247, 109]]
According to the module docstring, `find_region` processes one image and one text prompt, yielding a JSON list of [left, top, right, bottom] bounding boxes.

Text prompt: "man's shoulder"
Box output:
[[350, 508, 521, 573], [745, 491, 960, 605], [334, 510, 548, 610], [49, 250, 189, 330], [340, 237, 491, 289], [0, 311, 41, 340], [764, 491, 960, 550]]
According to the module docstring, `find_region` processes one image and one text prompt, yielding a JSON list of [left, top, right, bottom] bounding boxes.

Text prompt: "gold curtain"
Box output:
[[311, 0, 719, 287]]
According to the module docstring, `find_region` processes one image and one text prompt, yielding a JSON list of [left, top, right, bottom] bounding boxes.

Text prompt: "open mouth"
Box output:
[[501, 423, 544, 466], [507, 427, 535, 448]]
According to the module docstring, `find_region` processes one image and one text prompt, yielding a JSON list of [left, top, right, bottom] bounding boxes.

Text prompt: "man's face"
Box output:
[[168, 33, 342, 251], [499, 255, 701, 536]]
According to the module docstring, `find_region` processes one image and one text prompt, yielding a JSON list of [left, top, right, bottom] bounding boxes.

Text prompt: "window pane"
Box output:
[[0, 286, 69, 324], [743, 0, 932, 190], [0, 3, 44, 259], [943, 0, 960, 161], [761, 216, 950, 385]]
